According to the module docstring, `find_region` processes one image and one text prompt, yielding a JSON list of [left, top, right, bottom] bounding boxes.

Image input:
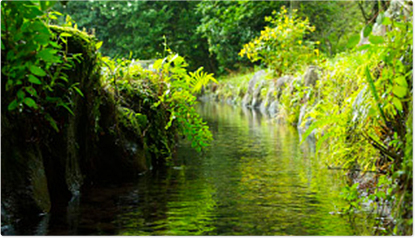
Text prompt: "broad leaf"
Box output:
[[369, 35, 385, 45], [8, 99, 19, 111], [23, 97, 38, 109], [392, 97, 403, 111], [29, 65, 46, 77], [363, 24, 373, 37], [395, 76, 408, 87], [29, 74, 42, 84], [393, 85, 407, 98], [347, 34, 360, 49]]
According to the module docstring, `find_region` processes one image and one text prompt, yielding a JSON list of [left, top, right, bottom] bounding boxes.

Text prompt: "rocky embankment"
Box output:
[[202, 66, 320, 135]]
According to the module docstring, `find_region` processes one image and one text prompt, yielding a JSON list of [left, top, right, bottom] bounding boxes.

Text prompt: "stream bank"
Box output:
[[1, 26, 177, 234]]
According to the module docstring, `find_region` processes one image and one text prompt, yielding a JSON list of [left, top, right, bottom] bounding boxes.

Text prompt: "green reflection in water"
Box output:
[[116, 102, 362, 236]]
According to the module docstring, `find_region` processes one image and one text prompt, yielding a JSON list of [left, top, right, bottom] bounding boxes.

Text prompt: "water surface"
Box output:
[[14, 102, 361, 235]]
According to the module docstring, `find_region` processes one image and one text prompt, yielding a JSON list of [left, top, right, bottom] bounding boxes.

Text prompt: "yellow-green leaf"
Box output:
[[347, 34, 360, 48], [60, 32, 72, 37], [369, 35, 385, 45], [96, 41, 103, 50], [393, 85, 407, 98], [392, 97, 403, 111], [395, 76, 408, 87]]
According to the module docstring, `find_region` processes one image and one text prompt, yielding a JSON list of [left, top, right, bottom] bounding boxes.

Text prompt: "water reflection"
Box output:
[[114, 102, 357, 235], [15, 102, 362, 235]]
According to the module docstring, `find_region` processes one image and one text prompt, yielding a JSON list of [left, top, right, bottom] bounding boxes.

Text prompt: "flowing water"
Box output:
[[11, 102, 364, 235]]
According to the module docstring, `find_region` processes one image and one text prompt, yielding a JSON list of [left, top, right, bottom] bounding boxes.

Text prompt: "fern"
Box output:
[[188, 67, 218, 93]]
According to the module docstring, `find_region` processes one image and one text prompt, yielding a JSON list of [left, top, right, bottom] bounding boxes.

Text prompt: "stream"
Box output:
[[11, 102, 364, 235]]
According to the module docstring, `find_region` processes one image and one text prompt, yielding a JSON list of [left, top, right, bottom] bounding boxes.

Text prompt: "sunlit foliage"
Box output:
[[239, 6, 318, 76]]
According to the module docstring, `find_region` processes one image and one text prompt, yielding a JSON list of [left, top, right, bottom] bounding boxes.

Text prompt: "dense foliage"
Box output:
[[239, 6, 318, 77], [2, 0, 412, 236], [227, 3, 413, 234], [1, 1, 90, 131], [52, 1, 365, 75], [53, 1, 214, 72]]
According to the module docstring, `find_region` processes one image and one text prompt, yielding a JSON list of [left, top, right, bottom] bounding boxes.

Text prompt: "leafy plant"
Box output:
[[296, 12, 412, 234], [2, 1, 87, 131], [239, 6, 319, 76], [153, 53, 218, 152]]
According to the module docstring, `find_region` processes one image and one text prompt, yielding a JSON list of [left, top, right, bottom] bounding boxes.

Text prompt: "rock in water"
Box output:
[[247, 70, 266, 94], [252, 80, 266, 108]]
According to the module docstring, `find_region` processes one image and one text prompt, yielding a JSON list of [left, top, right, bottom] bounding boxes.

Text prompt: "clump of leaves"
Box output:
[[2, 1, 86, 131], [100, 50, 217, 153], [239, 6, 319, 76], [153, 53, 218, 152], [299, 12, 412, 235]]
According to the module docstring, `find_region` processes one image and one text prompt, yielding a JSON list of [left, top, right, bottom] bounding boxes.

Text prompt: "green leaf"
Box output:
[[34, 34, 50, 45], [37, 48, 57, 62], [392, 97, 403, 111], [60, 32, 72, 37], [357, 44, 371, 51], [29, 65, 46, 77], [8, 99, 19, 111], [96, 41, 103, 50], [382, 17, 392, 25], [59, 103, 74, 116], [24, 6, 43, 19], [369, 35, 385, 45], [393, 85, 407, 98], [73, 86, 84, 97], [28, 74, 42, 84], [45, 113, 59, 132], [49, 41, 62, 49], [363, 24, 373, 37], [32, 21, 50, 35], [395, 76, 408, 87], [365, 66, 387, 124], [17, 89, 25, 99], [40, 1, 47, 11], [1, 40, 4, 50], [23, 97, 38, 109], [25, 86, 37, 97], [50, 11, 62, 16], [347, 34, 360, 49]]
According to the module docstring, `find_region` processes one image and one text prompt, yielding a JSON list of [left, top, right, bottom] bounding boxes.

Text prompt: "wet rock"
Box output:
[[276, 75, 292, 89], [297, 104, 313, 135], [303, 66, 319, 87], [268, 100, 279, 116], [247, 70, 266, 94], [275, 76, 293, 99], [242, 93, 253, 107], [252, 80, 266, 108], [259, 85, 277, 114]]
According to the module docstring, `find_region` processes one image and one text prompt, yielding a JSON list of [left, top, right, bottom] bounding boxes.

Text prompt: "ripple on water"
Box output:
[[16, 102, 363, 235]]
